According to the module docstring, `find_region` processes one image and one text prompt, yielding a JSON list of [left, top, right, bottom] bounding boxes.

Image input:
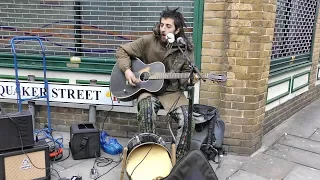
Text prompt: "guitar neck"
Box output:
[[132, 71, 226, 82], [149, 73, 203, 80]]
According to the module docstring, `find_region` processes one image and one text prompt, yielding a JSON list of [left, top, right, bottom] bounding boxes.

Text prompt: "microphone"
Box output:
[[166, 33, 175, 43], [177, 37, 186, 46]]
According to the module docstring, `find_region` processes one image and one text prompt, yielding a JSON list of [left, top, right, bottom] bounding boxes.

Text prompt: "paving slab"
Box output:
[[50, 157, 126, 180], [211, 154, 250, 180], [53, 152, 88, 169], [278, 134, 320, 154], [241, 153, 295, 179], [265, 144, 320, 170], [285, 121, 318, 139], [284, 165, 320, 180], [228, 170, 269, 180], [262, 98, 320, 148], [45, 131, 130, 179], [262, 118, 317, 149], [50, 163, 65, 178], [286, 99, 320, 127], [309, 130, 320, 142]]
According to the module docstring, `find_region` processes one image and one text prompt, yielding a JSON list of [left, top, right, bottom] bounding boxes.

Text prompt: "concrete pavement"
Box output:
[[49, 97, 320, 180]]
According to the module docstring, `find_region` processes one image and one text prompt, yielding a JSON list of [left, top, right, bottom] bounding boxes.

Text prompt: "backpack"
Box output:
[[191, 104, 225, 163], [163, 150, 219, 180]]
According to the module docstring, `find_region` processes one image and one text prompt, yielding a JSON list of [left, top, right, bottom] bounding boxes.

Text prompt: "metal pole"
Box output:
[[28, 75, 36, 131], [89, 79, 97, 123]]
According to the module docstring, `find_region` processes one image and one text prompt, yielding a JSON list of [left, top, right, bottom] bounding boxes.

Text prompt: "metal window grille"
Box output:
[[0, 0, 194, 58], [271, 0, 318, 60]]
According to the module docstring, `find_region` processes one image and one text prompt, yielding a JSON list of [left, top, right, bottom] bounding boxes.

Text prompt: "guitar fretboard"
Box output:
[[133, 72, 206, 80], [149, 73, 192, 79], [132, 71, 226, 82]]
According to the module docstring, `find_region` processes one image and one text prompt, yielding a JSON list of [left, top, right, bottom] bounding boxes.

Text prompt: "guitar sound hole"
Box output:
[[140, 72, 150, 82]]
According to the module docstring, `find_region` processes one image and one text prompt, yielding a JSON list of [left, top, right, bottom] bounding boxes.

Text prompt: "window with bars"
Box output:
[[0, 0, 195, 72], [270, 0, 318, 74]]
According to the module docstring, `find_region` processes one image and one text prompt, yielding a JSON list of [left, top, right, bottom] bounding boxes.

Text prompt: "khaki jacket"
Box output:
[[115, 31, 194, 111]]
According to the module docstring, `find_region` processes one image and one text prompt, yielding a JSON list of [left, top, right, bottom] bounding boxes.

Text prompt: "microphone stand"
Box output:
[[177, 44, 206, 151]]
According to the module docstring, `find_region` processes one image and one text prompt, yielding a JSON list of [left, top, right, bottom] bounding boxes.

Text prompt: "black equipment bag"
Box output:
[[163, 150, 218, 180], [70, 123, 100, 160], [191, 104, 225, 162]]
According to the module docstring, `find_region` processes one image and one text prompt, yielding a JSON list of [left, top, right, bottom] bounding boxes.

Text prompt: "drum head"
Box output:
[[126, 143, 172, 180]]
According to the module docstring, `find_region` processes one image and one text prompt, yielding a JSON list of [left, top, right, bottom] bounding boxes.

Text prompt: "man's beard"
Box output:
[[161, 33, 167, 42], [161, 36, 167, 43]]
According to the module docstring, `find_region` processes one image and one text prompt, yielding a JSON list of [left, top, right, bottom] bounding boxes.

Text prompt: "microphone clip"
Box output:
[[177, 37, 187, 46]]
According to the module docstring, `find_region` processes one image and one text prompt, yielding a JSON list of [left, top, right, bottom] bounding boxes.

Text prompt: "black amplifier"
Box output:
[[0, 111, 34, 151], [70, 123, 100, 160]]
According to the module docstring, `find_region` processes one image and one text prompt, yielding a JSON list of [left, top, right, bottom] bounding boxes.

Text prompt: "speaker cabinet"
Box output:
[[0, 111, 34, 151], [0, 140, 50, 180], [70, 123, 100, 160]]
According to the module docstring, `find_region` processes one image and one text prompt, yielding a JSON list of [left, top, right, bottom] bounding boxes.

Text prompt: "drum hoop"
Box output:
[[127, 133, 167, 153], [127, 133, 165, 143]]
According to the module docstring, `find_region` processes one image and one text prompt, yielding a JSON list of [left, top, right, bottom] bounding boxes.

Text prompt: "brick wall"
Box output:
[[200, 0, 277, 155], [200, 0, 227, 109]]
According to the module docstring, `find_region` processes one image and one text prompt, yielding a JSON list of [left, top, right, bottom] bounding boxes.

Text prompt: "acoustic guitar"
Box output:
[[110, 58, 227, 102]]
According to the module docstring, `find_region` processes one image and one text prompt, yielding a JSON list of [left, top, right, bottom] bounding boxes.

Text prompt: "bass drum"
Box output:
[[126, 133, 173, 180]]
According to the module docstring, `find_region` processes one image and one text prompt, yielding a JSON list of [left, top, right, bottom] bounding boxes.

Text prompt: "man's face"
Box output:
[[160, 17, 179, 43]]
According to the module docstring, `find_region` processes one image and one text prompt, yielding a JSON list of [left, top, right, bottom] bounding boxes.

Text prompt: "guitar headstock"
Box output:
[[207, 73, 227, 82]]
